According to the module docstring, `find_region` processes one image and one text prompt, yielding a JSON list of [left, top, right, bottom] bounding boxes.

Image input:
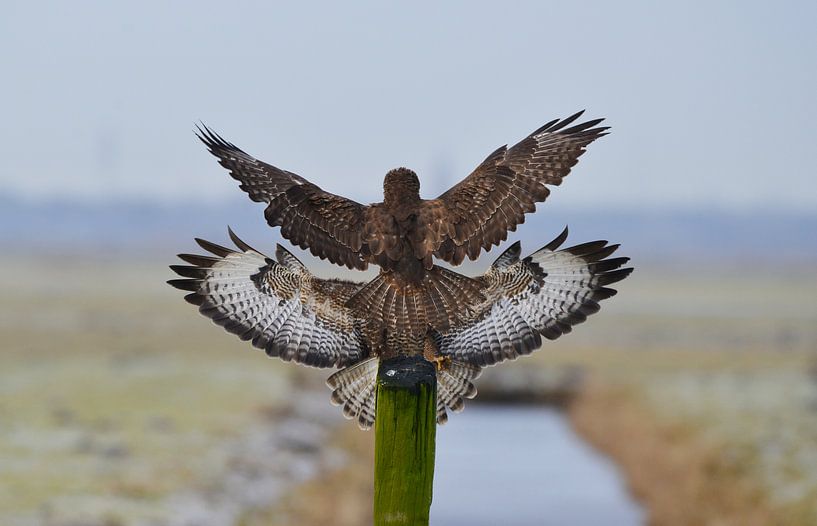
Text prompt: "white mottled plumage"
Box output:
[[435, 227, 632, 367], [168, 229, 366, 369], [169, 227, 631, 429], [326, 357, 380, 429], [435, 361, 482, 424], [169, 230, 487, 429], [325, 356, 482, 429]]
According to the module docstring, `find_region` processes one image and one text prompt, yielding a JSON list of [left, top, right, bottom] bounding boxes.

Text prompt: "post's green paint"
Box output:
[[373, 355, 437, 526]]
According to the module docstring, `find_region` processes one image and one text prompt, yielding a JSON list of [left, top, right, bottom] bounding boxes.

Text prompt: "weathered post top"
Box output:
[[378, 354, 437, 392]]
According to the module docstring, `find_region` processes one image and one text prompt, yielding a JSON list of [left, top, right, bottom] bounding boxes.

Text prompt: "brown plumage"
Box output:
[[196, 111, 607, 336]]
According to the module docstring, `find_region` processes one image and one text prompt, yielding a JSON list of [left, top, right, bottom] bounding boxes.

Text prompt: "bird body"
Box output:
[[196, 111, 609, 337], [172, 111, 630, 427]]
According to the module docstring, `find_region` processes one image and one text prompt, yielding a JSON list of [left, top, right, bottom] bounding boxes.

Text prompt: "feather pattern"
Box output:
[[196, 115, 607, 342], [433, 111, 609, 264], [326, 357, 380, 429], [326, 356, 482, 429], [196, 126, 369, 270], [345, 267, 484, 336], [435, 360, 482, 425], [168, 230, 368, 368], [169, 226, 631, 428], [438, 228, 633, 366], [197, 113, 606, 276]]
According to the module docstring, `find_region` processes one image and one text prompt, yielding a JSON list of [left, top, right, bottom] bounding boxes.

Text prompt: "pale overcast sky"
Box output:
[[1, 1, 815, 211]]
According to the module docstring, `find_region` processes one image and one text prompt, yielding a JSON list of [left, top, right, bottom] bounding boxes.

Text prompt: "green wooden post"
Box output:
[[373, 355, 437, 526]]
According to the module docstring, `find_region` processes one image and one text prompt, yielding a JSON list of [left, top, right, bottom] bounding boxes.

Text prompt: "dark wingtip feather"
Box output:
[[542, 226, 569, 251], [579, 301, 602, 315], [177, 253, 219, 267], [167, 279, 200, 292], [563, 109, 586, 122], [195, 123, 245, 155], [169, 265, 207, 278], [588, 257, 630, 273], [195, 238, 234, 257], [563, 117, 606, 134], [184, 292, 204, 306], [549, 110, 585, 132], [565, 240, 609, 257], [583, 243, 621, 262], [531, 110, 589, 136], [532, 118, 560, 136], [597, 267, 634, 287], [193, 123, 208, 146], [593, 287, 619, 301], [225, 227, 251, 253], [532, 111, 608, 142], [194, 122, 222, 150]]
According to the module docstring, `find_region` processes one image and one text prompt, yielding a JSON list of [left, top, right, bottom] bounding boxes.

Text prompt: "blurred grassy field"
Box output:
[[1, 256, 816, 525], [532, 266, 817, 524], [0, 257, 313, 525]]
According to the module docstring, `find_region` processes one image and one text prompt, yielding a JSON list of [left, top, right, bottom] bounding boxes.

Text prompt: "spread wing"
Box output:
[[168, 229, 368, 368], [435, 228, 632, 367], [432, 111, 609, 265], [196, 125, 369, 270]]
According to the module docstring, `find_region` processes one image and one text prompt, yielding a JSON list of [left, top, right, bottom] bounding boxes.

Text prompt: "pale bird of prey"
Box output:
[[168, 228, 631, 429], [195, 111, 608, 337]]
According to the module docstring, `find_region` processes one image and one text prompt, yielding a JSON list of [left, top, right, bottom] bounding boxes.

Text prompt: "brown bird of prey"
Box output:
[[195, 111, 608, 336], [168, 228, 631, 428]]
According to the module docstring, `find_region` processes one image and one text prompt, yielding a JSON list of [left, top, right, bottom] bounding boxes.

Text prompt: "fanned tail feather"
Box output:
[[326, 358, 379, 430], [325, 357, 482, 428], [345, 267, 484, 334], [436, 361, 482, 424]]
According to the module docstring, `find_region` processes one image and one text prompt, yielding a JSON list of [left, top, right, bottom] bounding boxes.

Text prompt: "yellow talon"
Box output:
[[432, 355, 451, 371]]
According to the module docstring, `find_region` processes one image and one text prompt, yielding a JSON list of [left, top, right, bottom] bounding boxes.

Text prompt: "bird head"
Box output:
[[383, 167, 420, 206]]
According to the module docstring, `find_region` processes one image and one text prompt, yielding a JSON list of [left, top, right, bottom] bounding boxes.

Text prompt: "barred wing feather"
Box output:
[[168, 229, 368, 368], [433, 112, 609, 265], [196, 125, 369, 271], [438, 228, 632, 366]]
